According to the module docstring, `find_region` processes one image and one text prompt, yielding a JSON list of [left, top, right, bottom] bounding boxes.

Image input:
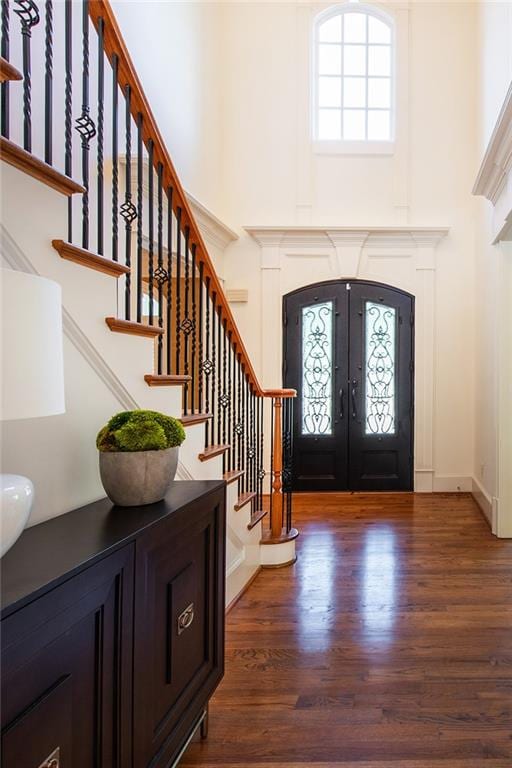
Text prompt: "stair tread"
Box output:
[[0, 137, 84, 196], [105, 317, 163, 338], [180, 412, 213, 427], [248, 509, 268, 530], [144, 374, 191, 386], [198, 444, 230, 462], [234, 491, 256, 511], [0, 56, 22, 83], [52, 240, 129, 277], [223, 469, 244, 485], [260, 527, 300, 545]]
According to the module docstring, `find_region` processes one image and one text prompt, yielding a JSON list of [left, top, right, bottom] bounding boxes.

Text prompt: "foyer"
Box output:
[[183, 493, 512, 767]]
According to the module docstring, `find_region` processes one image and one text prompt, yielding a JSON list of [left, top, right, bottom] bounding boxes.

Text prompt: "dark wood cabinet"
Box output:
[[1, 480, 225, 768]]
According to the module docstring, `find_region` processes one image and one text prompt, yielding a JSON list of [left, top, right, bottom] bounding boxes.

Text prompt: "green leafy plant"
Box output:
[[96, 410, 186, 452]]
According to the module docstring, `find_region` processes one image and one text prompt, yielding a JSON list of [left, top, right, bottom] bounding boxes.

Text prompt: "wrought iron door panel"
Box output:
[[284, 283, 348, 491], [284, 280, 413, 492]]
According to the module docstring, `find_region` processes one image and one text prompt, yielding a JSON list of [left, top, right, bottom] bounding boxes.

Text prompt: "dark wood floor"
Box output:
[[182, 493, 512, 767]]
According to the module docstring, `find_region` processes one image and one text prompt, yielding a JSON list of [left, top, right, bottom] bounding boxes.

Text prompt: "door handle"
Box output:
[[339, 387, 344, 418], [351, 379, 358, 419]]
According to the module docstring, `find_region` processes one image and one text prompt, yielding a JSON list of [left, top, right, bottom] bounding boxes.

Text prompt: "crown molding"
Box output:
[[473, 81, 512, 205], [245, 226, 449, 249]]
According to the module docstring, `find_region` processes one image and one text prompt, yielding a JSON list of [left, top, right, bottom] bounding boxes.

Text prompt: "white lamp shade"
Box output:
[[1, 269, 65, 420]]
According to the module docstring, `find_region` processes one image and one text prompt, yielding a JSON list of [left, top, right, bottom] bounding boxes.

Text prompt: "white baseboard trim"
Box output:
[[432, 475, 473, 492], [471, 476, 494, 530]]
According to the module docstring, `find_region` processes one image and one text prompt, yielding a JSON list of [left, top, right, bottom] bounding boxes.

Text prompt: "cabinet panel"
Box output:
[[1, 546, 134, 768], [134, 487, 225, 768]]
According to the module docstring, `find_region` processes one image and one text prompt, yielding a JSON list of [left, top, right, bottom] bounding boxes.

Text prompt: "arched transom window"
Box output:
[[314, 4, 394, 143]]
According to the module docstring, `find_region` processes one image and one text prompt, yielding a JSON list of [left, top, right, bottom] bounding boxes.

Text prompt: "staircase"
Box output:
[[0, 0, 297, 603]]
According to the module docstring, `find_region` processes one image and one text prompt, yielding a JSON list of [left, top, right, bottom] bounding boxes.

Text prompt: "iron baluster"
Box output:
[[203, 277, 212, 446], [166, 185, 173, 374], [111, 54, 119, 260], [147, 139, 154, 325], [182, 226, 190, 414], [221, 319, 229, 468], [241, 368, 246, 492], [191, 243, 197, 415], [44, 0, 52, 164], [198, 260, 204, 414], [96, 15, 104, 254], [14, 0, 40, 152], [211, 291, 217, 445], [156, 163, 164, 373], [120, 92, 136, 319], [175, 207, 182, 374], [1, 1, 10, 138], [64, 0, 72, 241], [135, 110, 143, 322], [75, 0, 96, 249], [236, 354, 242, 475], [216, 304, 222, 445]]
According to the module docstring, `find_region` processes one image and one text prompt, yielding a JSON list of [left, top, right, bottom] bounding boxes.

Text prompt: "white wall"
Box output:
[[474, 1, 512, 526], [221, 0, 478, 488], [112, 0, 225, 218]]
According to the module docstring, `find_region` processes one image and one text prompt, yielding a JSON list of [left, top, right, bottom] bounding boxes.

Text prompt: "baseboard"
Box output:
[[432, 475, 473, 492], [471, 476, 494, 530], [226, 565, 261, 614]]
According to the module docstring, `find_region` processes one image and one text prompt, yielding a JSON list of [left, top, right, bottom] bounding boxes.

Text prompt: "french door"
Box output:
[[283, 280, 414, 492]]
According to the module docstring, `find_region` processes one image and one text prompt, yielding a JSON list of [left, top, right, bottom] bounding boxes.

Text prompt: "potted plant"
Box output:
[[96, 410, 186, 506]]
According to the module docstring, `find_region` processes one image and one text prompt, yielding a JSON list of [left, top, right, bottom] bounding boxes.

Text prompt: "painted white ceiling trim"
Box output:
[[245, 226, 449, 249]]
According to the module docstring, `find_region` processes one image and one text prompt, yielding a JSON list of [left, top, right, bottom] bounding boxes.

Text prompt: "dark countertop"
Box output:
[[1, 480, 225, 618]]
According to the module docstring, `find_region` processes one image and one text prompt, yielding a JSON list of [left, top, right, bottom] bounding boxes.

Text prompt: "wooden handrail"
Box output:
[[89, 0, 270, 397]]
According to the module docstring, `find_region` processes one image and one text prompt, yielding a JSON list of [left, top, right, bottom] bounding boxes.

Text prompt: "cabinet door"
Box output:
[[133, 487, 225, 768], [1, 545, 134, 768]]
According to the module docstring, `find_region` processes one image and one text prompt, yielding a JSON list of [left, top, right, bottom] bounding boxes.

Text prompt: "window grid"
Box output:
[[315, 7, 394, 143]]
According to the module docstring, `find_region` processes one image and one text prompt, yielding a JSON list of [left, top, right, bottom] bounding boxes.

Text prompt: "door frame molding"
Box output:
[[283, 278, 415, 492], [246, 226, 449, 492]]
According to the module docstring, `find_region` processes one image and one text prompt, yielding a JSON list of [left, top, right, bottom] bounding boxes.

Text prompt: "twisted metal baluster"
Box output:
[[156, 163, 164, 373], [182, 225, 190, 413], [211, 291, 217, 445], [198, 260, 204, 413], [166, 186, 173, 374], [147, 139, 154, 325], [175, 207, 182, 373], [135, 110, 143, 322], [64, 0, 72, 240], [44, 0, 52, 164], [111, 54, 118, 260], [120, 93, 137, 319], [96, 16, 104, 254], [203, 276, 211, 446], [75, 0, 96, 249], [1, 1, 10, 138], [191, 244, 197, 415], [14, 0, 40, 152]]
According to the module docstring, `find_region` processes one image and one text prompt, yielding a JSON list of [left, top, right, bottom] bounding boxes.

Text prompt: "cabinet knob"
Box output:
[[38, 747, 60, 768], [177, 602, 194, 635]]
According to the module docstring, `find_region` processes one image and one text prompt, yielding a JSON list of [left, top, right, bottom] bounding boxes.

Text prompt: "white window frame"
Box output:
[[312, 2, 396, 155]]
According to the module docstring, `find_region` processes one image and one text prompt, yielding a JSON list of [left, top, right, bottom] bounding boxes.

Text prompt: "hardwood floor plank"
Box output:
[[182, 493, 512, 766]]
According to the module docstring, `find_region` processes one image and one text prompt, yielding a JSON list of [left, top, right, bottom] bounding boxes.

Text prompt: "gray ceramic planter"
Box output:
[[99, 446, 179, 507]]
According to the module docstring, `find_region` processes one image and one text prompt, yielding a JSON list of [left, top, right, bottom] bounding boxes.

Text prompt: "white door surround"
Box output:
[[245, 226, 449, 493]]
